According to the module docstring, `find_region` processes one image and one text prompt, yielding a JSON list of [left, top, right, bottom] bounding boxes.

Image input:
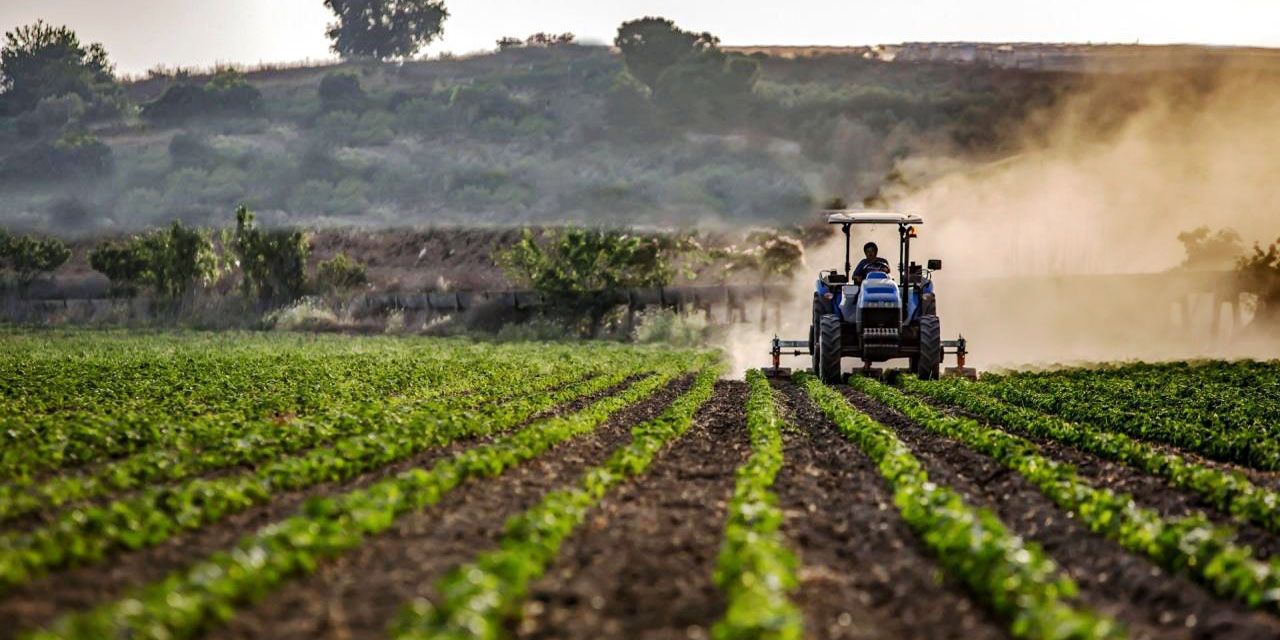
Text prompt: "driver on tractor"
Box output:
[[853, 242, 891, 283]]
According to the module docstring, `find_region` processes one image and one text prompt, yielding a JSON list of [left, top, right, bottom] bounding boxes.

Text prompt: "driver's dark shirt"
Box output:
[[853, 257, 890, 281]]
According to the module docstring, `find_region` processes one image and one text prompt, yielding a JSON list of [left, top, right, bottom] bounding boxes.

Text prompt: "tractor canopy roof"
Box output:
[[825, 210, 923, 225]]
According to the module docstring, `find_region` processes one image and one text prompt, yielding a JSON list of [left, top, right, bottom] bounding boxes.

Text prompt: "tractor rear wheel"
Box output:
[[818, 314, 843, 383], [916, 314, 941, 380]]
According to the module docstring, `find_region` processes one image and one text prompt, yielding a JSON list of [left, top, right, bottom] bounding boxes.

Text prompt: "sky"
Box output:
[[1, 0, 1278, 76]]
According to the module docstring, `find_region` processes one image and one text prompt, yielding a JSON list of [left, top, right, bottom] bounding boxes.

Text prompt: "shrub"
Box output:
[[632, 308, 708, 347], [319, 72, 366, 112], [1, 234, 71, 290], [230, 205, 309, 305], [142, 69, 261, 122], [264, 297, 340, 331], [88, 221, 218, 299], [314, 110, 394, 146], [286, 178, 371, 216], [168, 132, 216, 168], [315, 252, 368, 291]]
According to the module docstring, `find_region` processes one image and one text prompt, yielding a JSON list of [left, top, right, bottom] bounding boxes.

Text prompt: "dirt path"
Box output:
[[0, 375, 652, 639], [770, 381, 1008, 640], [203, 375, 692, 640], [842, 386, 1280, 640], [515, 381, 750, 640]]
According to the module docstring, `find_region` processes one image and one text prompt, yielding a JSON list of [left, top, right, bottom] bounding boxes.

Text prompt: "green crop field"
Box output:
[[1, 330, 1279, 639]]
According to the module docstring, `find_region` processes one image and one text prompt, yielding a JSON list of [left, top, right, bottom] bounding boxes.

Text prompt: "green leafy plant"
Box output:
[[229, 205, 309, 306]]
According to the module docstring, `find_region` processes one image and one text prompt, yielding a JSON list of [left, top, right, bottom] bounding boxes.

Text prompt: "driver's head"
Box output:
[[863, 242, 878, 259]]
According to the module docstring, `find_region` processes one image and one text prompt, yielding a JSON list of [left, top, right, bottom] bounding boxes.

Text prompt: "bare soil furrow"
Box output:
[[770, 380, 1008, 640], [203, 374, 690, 640], [515, 380, 749, 640], [842, 385, 1280, 640]]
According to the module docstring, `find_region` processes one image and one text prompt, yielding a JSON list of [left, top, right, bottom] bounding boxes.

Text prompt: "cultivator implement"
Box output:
[[763, 334, 977, 379]]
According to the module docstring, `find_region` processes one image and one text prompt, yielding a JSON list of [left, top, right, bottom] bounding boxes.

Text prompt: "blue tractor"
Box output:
[[767, 211, 974, 382]]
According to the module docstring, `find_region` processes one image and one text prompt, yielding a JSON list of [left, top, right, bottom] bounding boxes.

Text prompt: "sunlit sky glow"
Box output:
[[2, 0, 1278, 75]]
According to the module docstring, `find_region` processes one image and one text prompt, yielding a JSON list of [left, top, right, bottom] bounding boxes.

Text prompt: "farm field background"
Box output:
[[1, 330, 1280, 639]]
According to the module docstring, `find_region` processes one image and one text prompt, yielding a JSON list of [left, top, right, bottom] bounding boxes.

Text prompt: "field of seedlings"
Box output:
[[2, 331, 1279, 640]]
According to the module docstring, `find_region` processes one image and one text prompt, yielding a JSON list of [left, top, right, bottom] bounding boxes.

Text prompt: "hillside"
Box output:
[[0, 43, 1072, 233]]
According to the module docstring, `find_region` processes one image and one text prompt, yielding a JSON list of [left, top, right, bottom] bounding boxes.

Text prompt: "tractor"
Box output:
[[766, 210, 976, 381]]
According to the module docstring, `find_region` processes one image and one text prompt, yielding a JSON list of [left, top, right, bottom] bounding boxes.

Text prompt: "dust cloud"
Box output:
[[721, 59, 1280, 375]]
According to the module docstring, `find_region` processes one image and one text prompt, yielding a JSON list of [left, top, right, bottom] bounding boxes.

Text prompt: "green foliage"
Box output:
[[615, 17, 719, 91], [0, 21, 122, 118], [905, 375, 1280, 536], [632, 308, 708, 347], [141, 68, 262, 121], [977, 362, 1280, 469], [497, 227, 673, 295], [711, 370, 803, 640], [230, 205, 309, 305], [1, 129, 113, 180], [323, 0, 449, 60], [315, 252, 369, 291], [393, 361, 720, 639], [318, 72, 367, 112], [314, 109, 394, 146], [89, 221, 217, 299], [800, 373, 1122, 639], [0, 233, 70, 287], [18, 337, 701, 636], [614, 17, 758, 127], [497, 227, 675, 334], [855, 375, 1280, 615]]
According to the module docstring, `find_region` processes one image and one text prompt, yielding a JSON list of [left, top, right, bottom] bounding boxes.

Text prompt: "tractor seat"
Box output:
[[822, 271, 848, 285]]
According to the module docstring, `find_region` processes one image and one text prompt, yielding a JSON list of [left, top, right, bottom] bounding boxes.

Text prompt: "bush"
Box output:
[[168, 132, 216, 168], [319, 72, 366, 112], [142, 69, 262, 122], [315, 252, 368, 291], [632, 308, 708, 347], [87, 221, 218, 299], [230, 205, 309, 305], [314, 110, 394, 146], [1, 130, 113, 180]]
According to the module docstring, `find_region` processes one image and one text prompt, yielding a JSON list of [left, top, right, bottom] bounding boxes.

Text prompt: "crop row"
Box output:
[[853, 376, 1280, 613], [708, 370, 803, 640], [0, 339, 627, 480], [798, 373, 1120, 640], [28, 355, 715, 639], [903, 376, 1280, 535], [0, 356, 602, 524], [978, 365, 1280, 469], [390, 364, 721, 639], [0, 350, 696, 591]]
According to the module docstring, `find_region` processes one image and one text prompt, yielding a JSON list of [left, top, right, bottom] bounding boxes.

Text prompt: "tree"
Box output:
[[2, 234, 70, 292], [614, 17, 717, 91], [496, 227, 674, 336], [1237, 239, 1280, 325], [323, 0, 449, 60], [230, 205, 309, 305], [0, 21, 122, 117], [88, 221, 218, 299]]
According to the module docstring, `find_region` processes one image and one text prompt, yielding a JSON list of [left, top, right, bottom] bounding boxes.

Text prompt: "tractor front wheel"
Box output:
[[915, 314, 942, 380], [818, 314, 843, 383]]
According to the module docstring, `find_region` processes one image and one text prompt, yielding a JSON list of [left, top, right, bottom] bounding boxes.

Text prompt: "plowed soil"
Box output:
[[515, 381, 750, 640]]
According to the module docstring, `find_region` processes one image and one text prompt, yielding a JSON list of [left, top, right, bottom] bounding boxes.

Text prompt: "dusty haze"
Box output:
[[724, 59, 1280, 375]]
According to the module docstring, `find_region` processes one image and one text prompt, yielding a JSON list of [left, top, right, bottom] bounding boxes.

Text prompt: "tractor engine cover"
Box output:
[[854, 273, 902, 357]]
